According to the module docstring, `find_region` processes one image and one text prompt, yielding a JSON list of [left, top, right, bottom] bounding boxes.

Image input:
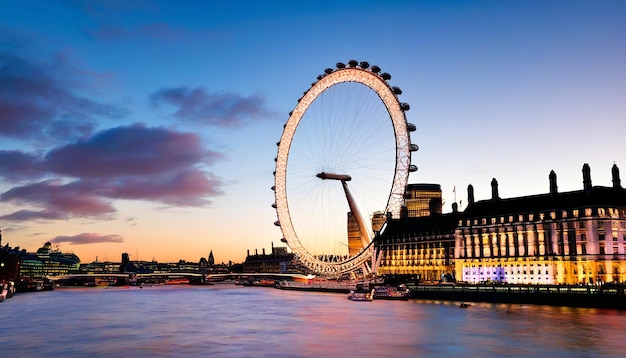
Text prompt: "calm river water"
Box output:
[[2, 284, 626, 357]]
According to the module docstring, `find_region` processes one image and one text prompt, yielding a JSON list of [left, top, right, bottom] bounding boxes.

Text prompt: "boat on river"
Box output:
[[348, 283, 375, 301], [373, 284, 410, 300], [276, 279, 356, 293]]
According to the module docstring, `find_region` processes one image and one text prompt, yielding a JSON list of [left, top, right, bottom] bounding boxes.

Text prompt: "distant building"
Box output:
[[243, 244, 296, 273], [208, 250, 215, 266], [376, 184, 458, 281], [18, 242, 80, 277], [347, 212, 362, 256], [404, 183, 443, 217], [0, 230, 20, 282]]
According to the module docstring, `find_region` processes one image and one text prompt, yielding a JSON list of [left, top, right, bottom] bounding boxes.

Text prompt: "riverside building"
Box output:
[[18, 242, 81, 278], [375, 164, 626, 285], [376, 184, 458, 281], [455, 164, 626, 285]]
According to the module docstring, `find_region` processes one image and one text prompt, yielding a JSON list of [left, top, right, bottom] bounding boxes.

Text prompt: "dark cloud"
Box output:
[[0, 150, 47, 181], [0, 125, 226, 221], [51, 232, 124, 245], [100, 169, 223, 206], [0, 209, 67, 221], [0, 32, 128, 142], [0, 179, 116, 221], [0, 32, 230, 223], [45, 124, 223, 178], [151, 86, 276, 127]]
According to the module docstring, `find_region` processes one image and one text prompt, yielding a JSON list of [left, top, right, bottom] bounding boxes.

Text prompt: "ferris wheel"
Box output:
[[273, 60, 417, 277]]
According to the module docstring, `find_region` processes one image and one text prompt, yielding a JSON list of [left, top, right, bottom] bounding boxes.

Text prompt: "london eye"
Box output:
[[273, 61, 417, 277]]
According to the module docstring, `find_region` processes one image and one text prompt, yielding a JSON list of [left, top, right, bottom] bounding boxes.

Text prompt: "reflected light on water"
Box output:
[[1, 286, 625, 357]]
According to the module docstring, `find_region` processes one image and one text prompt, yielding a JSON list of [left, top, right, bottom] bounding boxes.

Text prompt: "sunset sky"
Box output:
[[1, 1, 625, 264]]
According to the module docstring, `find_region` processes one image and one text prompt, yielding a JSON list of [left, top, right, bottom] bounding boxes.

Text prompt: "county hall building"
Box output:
[[376, 164, 626, 285]]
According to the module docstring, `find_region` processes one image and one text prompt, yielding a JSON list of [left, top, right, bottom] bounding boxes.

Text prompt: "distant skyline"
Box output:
[[1, 1, 625, 263]]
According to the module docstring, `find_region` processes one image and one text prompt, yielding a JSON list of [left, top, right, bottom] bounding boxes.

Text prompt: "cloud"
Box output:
[[0, 150, 47, 181], [151, 86, 277, 127], [0, 179, 117, 221], [100, 169, 223, 206], [50, 232, 124, 245], [0, 31, 128, 142], [0, 32, 229, 223], [0, 125, 226, 221], [45, 124, 223, 178], [0, 209, 68, 221]]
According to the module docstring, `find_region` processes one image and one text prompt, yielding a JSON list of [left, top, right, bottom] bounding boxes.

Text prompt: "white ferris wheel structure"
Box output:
[[272, 60, 418, 278]]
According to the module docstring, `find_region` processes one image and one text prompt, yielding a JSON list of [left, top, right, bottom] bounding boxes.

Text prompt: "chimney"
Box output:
[[583, 163, 592, 194], [549, 170, 558, 197], [467, 184, 475, 205], [452, 202, 458, 214], [612, 163, 622, 189], [262, 248, 266, 255], [491, 178, 500, 202]]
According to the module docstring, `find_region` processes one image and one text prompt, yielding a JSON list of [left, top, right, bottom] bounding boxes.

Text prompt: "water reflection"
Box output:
[[1, 286, 625, 357]]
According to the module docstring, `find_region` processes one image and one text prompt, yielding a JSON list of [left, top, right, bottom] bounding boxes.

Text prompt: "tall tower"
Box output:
[[404, 183, 443, 217], [371, 211, 386, 234], [208, 250, 215, 266], [347, 212, 362, 256]]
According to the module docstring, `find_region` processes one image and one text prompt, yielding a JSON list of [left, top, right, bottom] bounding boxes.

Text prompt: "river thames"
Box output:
[[2, 285, 625, 357]]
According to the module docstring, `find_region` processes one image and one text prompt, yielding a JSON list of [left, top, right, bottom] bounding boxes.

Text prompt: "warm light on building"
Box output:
[[377, 164, 626, 286]]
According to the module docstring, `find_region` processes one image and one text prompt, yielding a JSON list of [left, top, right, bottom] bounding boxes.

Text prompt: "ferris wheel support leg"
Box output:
[[361, 261, 372, 277], [372, 247, 382, 276], [338, 179, 371, 249]]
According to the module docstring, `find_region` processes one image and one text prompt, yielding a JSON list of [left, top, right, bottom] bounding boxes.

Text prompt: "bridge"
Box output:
[[48, 272, 311, 286]]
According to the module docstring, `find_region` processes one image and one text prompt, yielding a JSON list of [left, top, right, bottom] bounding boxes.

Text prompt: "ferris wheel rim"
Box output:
[[273, 63, 413, 276]]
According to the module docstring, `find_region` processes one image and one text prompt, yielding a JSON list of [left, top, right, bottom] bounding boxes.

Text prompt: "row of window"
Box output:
[[460, 208, 626, 227]]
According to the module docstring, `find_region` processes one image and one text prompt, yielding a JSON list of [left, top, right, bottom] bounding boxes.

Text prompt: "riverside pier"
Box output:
[[409, 283, 626, 309]]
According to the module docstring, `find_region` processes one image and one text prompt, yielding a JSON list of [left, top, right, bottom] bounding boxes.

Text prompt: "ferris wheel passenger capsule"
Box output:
[[407, 123, 416, 132]]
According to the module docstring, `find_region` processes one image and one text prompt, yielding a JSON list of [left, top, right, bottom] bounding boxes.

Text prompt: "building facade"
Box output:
[[404, 183, 443, 217], [243, 245, 296, 273], [376, 164, 626, 285], [18, 242, 81, 277], [376, 184, 458, 281], [455, 164, 626, 285]]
